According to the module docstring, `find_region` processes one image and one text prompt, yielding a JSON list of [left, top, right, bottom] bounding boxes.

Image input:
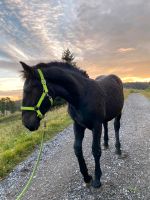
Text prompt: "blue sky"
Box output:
[[0, 0, 150, 99]]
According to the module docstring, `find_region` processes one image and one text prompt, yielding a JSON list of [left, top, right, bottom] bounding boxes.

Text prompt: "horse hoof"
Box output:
[[118, 152, 128, 159], [92, 180, 102, 188], [85, 175, 92, 186], [115, 149, 121, 155], [85, 178, 92, 188], [103, 144, 109, 150]]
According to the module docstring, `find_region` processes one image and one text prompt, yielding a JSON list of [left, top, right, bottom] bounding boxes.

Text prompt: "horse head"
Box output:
[[20, 61, 53, 131]]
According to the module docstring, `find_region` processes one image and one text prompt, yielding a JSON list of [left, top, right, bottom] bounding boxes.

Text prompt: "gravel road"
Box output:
[[0, 93, 150, 200]]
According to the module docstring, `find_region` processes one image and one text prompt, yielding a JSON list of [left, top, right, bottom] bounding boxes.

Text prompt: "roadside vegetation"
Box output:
[[0, 106, 72, 179], [124, 87, 150, 99], [123, 81, 150, 99]]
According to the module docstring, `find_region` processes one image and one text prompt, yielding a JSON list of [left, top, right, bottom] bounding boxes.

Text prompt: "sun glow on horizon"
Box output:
[[122, 77, 150, 82], [0, 95, 21, 101], [0, 77, 23, 91], [0, 75, 149, 101]]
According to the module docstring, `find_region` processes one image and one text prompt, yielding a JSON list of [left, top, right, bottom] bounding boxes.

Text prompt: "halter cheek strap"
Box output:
[[21, 69, 53, 119]]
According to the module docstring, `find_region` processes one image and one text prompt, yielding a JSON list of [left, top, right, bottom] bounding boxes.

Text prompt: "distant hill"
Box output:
[[123, 82, 150, 90]]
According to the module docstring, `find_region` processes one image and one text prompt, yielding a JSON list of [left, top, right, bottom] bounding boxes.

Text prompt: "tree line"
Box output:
[[0, 97, 21, 115], [123, 82, 150, 90]]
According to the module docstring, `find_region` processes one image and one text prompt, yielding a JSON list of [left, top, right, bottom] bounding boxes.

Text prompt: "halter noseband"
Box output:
[[21, 69, 53, 119]]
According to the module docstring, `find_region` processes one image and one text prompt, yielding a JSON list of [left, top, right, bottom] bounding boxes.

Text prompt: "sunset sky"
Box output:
[[0, 0, 150, 100]]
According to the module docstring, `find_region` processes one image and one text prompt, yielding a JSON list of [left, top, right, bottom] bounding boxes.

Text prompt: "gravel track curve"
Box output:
[[0, 93, 150, 200]]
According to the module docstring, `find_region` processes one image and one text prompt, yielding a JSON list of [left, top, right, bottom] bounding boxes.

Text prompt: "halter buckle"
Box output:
[[34, 106, 39, 111]]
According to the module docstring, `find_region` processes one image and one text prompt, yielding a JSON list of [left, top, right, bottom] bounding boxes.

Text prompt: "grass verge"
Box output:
[[123, 88, 150, 99], [0, 106, 72, 179]]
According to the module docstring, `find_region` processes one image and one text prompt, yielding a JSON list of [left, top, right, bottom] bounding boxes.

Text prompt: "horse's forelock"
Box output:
[[21, 68, 36, 80]]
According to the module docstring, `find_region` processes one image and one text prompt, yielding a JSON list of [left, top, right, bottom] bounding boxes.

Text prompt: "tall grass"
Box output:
[[0, 106, 72, 179], [123, 89, 131, 99], [141, 87, 150, 99], [123, 88, 150, 99]]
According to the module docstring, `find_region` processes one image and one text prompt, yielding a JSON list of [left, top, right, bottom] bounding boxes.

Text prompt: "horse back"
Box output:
[[95, 74, 124, 121], [95, 74, 122, 87]]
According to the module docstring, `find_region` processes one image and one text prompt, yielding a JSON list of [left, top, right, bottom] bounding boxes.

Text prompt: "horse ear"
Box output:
[[20, 61, 31, 71], [20, 61, 33, 78]]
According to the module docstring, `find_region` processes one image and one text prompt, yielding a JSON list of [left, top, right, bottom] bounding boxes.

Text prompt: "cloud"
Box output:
[[0, 61, 21, 72], [117, 48, 136, 53], [1, 0, 150, 65], [72, 0, 150, 63], [0, 0, 150, 92], [0, 77, 23, 91], [7, 44, 29, 60], [84, 63, 150, 80]]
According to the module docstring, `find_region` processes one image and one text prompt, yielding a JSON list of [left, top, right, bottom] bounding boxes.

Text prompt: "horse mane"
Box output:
[[35, 61, 89, 78]]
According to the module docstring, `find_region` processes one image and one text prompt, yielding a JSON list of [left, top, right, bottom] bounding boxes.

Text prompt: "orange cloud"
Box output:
[[117, 48, 136, 53]]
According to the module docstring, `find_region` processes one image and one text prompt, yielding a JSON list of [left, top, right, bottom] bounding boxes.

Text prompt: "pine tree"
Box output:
[[62, 49, 76, 65]]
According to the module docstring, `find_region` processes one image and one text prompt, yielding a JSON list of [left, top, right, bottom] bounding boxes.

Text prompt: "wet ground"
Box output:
[[0, 94, 150, 200]]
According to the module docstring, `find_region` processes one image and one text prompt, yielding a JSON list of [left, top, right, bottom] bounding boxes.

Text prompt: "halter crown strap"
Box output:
[[21, 68, 53, 119]]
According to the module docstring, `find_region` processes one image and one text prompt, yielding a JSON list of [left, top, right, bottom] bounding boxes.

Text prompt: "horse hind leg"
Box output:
[[114, 114, 122, 155], [103, 122, 109, 149], [92, 123, 102, 188]]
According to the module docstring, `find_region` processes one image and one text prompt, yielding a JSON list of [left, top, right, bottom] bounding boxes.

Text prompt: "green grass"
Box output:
[[123, 88, 150, 99], [0, 106, 72, 179], [141, 87, 150, 99], [123, 88, 132, 99]]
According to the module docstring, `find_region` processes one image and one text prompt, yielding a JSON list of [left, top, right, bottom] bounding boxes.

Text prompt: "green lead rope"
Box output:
[[16, 122, 46, 200]]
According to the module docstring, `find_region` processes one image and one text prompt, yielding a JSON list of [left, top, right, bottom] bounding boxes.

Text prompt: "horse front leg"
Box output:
[[73, 122, 92, 184], [92, 123, 102, 188]]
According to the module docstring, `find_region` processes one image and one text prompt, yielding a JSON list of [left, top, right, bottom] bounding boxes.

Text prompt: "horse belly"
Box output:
[[68, 105, 94, 130], [96, 74, 124, 122], [105, 97, 124, 121]]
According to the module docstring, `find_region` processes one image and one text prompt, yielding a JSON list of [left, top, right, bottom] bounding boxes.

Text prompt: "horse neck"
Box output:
[[43, 67, 87, 106]]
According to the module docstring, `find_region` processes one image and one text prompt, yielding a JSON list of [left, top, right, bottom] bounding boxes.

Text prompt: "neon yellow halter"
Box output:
[[21, 69, 53, 119]]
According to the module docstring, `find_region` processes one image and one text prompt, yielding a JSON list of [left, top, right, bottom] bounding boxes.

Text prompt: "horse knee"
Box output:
[[92, 146, 101, 158]]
